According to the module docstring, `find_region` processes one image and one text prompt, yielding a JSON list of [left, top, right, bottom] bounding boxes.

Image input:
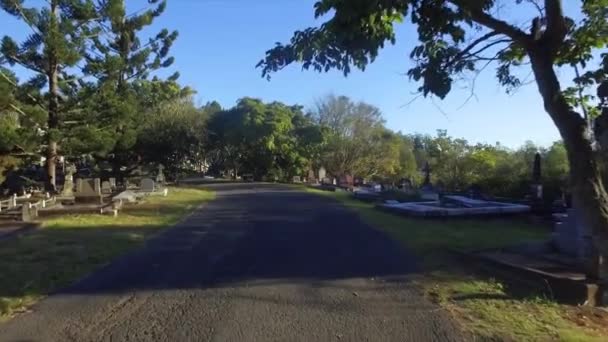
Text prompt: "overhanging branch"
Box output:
[[450, 1, 531, 44]]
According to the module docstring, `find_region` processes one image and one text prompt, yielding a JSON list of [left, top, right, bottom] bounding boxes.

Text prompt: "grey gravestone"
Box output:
[[76, 178, 100, 196], [101, 181, 112, 194], [109, 177, 117, 189], [75, 178, 102, 203], [141, 178, 155, 192], [552, 207, 593, 264], [420, 189, 440, 201], [292, 176, 301, 183]]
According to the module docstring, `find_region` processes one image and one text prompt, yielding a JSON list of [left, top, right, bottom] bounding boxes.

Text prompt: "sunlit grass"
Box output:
[[307, 188, 605, 341], [0, 187, 214, 319]]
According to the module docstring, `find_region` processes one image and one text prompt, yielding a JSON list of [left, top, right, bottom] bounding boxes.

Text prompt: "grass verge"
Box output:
[[306, 188, 607, 341], [0, 186, 214, 320]]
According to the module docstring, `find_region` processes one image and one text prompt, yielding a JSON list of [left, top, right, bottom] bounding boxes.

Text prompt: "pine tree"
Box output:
[[0, 0, 97, 187], [78, 0, 179, 173]]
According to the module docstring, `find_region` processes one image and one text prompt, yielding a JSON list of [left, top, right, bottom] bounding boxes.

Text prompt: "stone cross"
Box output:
[[422, 161, 432, 186], [61, 164, 76, 197], [156, 164, 166, 184]]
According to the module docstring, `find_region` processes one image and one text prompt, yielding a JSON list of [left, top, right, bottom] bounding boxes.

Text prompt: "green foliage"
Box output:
[[207, 98, 326, 180], [312, 94, 417, 181], [1, 0, 182, 173], [84, 0, 178, 85], [0, 68, 44, 154], [136, 98, 208, 171], [406, 131, 570, 200], [0, 114, 20, 153], [259, 1, 608, 102]]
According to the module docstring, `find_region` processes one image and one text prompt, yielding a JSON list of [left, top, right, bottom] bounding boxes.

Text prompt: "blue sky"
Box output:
[[2, 0, 588, 148]]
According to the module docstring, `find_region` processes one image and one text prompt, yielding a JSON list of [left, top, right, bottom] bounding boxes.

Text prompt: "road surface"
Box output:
[[0, 183, 463, 341]]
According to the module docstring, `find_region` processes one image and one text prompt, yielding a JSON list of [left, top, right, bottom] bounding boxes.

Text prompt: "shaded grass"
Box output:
[[0, 187, 214, 319], [307, 188, 606, 342]]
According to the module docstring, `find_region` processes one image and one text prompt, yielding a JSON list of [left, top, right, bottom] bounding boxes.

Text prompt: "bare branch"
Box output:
[[466, 39, 511, 59], [445, 31, 500, 68], [526, 0, 545, 18]]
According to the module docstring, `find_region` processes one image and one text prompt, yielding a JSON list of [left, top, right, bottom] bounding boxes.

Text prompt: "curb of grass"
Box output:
[[42, 190, 215, 298]]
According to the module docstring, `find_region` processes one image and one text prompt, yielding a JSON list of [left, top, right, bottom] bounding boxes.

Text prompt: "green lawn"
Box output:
[[306, 188, 607, 341], [0, 187, 214, 319]]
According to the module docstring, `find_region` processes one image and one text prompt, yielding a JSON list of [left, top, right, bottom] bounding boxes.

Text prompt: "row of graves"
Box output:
[[303, 158, 605, 305], [298, 167, 356, 191], [0, 165, 169, 223]]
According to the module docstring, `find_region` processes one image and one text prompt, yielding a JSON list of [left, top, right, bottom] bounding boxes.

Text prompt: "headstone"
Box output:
[[332, 178, 337, 185], [21, 204, 33, 222], [552, 207, 593, 264], [141, 178, 155, 192], [156, 165, 166, 185], [94, 178, 101, 194], [76, 178, 96, 195], [318, 167, 327, 182], [420, 192, 439, 201], [8, 194, 17, 209], [308, 169, 315, 183], [109, 177, 117, 189], [101, 181, 112, 194], [292, 176, 301, 183], [75, 178, 103, 203]]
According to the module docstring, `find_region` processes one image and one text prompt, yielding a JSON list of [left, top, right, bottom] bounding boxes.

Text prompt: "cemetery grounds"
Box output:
[[306, 188, 608, 341], [0, 187, 214, 320]]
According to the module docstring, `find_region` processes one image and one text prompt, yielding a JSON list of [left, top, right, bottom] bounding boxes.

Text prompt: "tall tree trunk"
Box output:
[[530, 50, 608, 289], [46, 0, 59, 190]]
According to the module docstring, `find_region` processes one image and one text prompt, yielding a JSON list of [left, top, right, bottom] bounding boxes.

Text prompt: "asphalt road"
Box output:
[[0, 183, 463, 342]]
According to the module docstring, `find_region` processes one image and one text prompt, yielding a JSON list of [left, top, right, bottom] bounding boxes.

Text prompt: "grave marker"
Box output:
[[141, 178, 155, 193]]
